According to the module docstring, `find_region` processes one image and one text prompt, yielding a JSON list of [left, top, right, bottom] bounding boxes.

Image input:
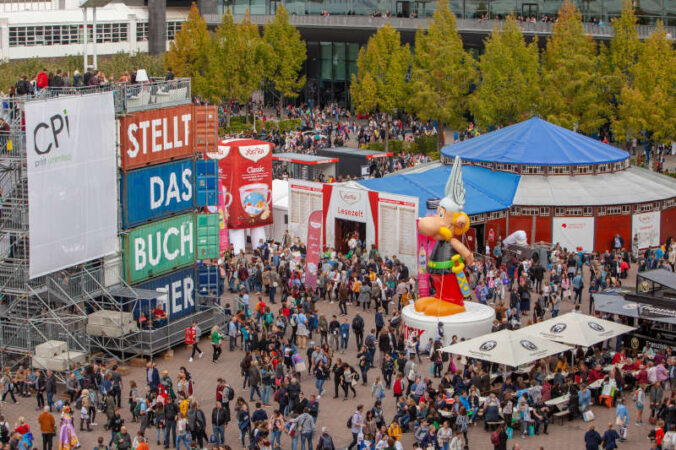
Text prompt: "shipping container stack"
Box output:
[[117, 102, 220, 351]]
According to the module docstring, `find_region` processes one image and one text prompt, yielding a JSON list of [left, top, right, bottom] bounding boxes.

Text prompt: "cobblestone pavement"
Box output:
[[0, 264, 656, 450]]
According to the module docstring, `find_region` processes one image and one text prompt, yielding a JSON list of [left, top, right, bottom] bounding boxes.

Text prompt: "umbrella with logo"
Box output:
[[440, 329, 571, 367], [519, 312, 636, 348]]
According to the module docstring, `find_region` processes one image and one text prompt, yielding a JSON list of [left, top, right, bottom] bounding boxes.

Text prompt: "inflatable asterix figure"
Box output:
[[415, 156, 474, 316]]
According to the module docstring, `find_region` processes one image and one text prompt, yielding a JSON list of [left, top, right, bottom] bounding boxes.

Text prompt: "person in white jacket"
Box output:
[[449, 430, 464, 450]]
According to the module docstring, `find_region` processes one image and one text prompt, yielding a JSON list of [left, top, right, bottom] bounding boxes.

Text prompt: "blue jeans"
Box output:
[[262, 384, 272, 405], [165, 420, 176, 446], [291, 433, 299, 450], [47, 392, 54, 411], [176, 434, 190, 450], [340, 336, 348, 349], [249, 385, 261, 401], [315, 379, 325, 396], [271, 430, 281, 447], [212, 425, 224, 445], [269, 287, 276, 303], [300, 432, 313, 450], [552, 309, 559, 318]]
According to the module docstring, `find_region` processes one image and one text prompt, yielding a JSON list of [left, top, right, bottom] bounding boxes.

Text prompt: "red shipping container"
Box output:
[[119, 104, 194, 170], [207, 139, 273, 229], [193, 104, 218, 153]]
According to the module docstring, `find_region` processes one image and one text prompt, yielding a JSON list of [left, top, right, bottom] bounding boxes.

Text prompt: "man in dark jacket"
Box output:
[[584, 425, 603, 450], [164, 399, 178, 448], [146, 362, 160, 392], [108, 409, 124, 447], [211, 401, 227, 446], [187, 402, 207, 449], [45, 371, 57, 411], [114, 426, 131, 450]]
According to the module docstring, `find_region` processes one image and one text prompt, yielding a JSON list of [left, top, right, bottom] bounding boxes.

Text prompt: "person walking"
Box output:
[[211, 401, 227, 446], [210, 325, 224, 363], [584, 425, 603, 450], [188, 321, 203, 362], [601, 423, 620, 450], [347, 405, 364, 450], [38, 407, 55, 450]]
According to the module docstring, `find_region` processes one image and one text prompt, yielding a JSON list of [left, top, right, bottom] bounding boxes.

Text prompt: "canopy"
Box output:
[[441, 117, 629, 166], [441, 329, 571, 367], [513, 166, 676, 206], [594, 292, 676, 325], [519, 312, 635, 347], [357, 165, 519, 216]]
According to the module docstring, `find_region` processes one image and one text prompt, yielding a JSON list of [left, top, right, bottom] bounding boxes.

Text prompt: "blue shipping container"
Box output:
[[120, 158, 194, 229], [136, 267, 196, 321], [197, 264, 223, 299]]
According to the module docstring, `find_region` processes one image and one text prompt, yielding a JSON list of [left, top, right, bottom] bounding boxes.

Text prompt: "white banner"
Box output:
[[552, 217, 595, 252], [632, 211, 661, 249], [26, 93, 118, 279]]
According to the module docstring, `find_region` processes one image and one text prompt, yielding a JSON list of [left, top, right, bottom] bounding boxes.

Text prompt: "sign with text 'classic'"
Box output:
[[124, 214, 195, 284]]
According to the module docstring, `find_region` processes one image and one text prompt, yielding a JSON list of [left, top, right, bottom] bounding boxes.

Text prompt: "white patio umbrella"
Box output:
[[441, 329, 571, 367], [519, 312, 635, 348]]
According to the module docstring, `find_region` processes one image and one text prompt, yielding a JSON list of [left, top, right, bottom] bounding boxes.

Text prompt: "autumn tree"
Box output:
[[615, 22, 676, 145], [408, 0, 476, 150], [350, 23, 409, 152], [540, 0, 608, 134], [470, 16, 539, 129], [165, 3, 210, 88], [199, 10, 266, 126], [262, 5, 306, 107]]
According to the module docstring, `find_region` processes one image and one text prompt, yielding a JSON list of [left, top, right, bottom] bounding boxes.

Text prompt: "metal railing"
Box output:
[[205, 13, 676, 39]]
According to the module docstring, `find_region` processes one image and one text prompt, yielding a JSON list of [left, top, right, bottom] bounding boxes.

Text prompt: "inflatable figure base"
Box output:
[[402, 301, 495, 346], [414, 296, 466, 316]]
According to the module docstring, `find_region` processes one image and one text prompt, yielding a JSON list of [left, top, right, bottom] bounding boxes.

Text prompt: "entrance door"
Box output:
[[335, 218, 366, 254], [522, 3, 539, 19], [396, 0, 411, 17]]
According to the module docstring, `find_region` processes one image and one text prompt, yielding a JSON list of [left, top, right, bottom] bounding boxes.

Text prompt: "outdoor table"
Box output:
[[588, 378, 604, 390], [545, 393, 571, 411]]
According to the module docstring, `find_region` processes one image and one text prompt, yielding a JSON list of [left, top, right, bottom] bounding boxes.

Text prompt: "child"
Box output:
[[93, 436, 108, 450]]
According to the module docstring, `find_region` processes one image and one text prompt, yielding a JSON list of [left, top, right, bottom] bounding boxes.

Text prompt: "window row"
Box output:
[[9, 23, 128, 47], [458, 159, 630, 175], [136, 21, 184, 42]]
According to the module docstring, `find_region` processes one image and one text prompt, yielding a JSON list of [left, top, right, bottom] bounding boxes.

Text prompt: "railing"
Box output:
[[0, 262, 46, 293], [44, 78, 192, 113], [206, 14, 676, 39]]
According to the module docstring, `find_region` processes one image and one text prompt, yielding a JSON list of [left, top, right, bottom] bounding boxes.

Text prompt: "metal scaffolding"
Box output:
[[0, 79, 224, 377]]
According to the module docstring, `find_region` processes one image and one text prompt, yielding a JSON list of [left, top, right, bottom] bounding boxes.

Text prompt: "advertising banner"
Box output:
[[137, 267, 196, 321], [552, 217, 595, 253], [417, 230, 435, 298], [208, 139, 273, 229], [218, 186, 229, 255], [25, 92, 117, 279], [124, 213, 195, 284], [120, 158, 194, 229], [305, 210, 323, 290], [632, 211, 661, 249], [119, 104, 194, 170]]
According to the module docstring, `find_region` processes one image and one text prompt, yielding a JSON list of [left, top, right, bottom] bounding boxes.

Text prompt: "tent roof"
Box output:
[[357, 165, 520, 216], [272, 153, 338, 165], [513, 166, 676, 206], [441, 117, 629, 166], [638, 269, 676, 291]]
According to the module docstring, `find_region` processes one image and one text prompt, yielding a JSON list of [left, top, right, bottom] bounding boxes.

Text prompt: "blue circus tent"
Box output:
[[441, 117, 629, 165], [357, 165, 520, 217]]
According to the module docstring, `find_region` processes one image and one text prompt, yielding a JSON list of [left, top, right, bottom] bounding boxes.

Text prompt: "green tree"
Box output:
[[470, 15, 539, 129], [200, 10, 266, 126], [408, 0, 476, 150], [615, 22, 676, 145], [540, 0, 608, 134], [165, 3, 209, 86], [262, 5, 306, 107], [350, 23, 409, 152]]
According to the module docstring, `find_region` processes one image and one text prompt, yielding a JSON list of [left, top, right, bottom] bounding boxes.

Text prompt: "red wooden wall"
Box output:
[[595, 214, 631, 252]]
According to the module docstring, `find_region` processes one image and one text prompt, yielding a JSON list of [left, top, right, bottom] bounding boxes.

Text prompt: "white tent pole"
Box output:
[[82, 7, 88, 73]]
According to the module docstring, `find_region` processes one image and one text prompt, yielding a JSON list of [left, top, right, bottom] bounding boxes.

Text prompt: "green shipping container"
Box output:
[[124, 213, 195, 284], [196, 213, 219, 260]]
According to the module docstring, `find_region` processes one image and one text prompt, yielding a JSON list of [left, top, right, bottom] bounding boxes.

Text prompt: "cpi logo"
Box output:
[[550, 323, 567, 333], [239, 144, 270, 162], [479, 341, 497, 352], [310, 221, 321, 229], [33, 109, 70, 155], [339, 190, 361, 204], [206, 145, 231, 160], [520, 340, 538, 351]]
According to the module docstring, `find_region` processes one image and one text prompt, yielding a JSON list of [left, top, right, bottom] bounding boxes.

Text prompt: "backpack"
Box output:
[[319, 434, 333, 450], [346, 416, 352, 429], [15, 80, 29, 95], [353, 316, 364, 331], [0, 422, 9, 443], [225, 386, 234, 401], [490, 430, 500, 445]]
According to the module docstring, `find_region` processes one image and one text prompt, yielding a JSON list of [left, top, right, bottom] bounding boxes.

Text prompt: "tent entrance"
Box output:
[[335, 218, 366, 254]]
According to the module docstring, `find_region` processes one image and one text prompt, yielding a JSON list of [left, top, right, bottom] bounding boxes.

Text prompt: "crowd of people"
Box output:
[[1, 226, 676, 450]]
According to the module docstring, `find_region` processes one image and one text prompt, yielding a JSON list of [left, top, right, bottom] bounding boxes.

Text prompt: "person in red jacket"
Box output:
[[36, 69, 49, 90]]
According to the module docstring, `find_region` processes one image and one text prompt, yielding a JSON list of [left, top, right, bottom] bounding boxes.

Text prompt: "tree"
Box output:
[[615, 22, 676, 145], [408, 0, 476, 150], [470, 15, 539, 129], [165, 3, 209, 86], [199, 10, 266, 126], [540, 0, 608, 134], [350, 23, 410, 152], [262, 5, 306, 107]]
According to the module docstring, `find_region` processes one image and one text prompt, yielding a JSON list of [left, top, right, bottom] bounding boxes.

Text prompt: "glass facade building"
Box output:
[[222, 0, 675, 24]]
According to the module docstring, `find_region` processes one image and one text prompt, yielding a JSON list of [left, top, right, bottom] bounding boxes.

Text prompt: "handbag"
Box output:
[[583, 410, 595, 422], [528, 424, 535, 436], [505, 426, 513, 439]]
